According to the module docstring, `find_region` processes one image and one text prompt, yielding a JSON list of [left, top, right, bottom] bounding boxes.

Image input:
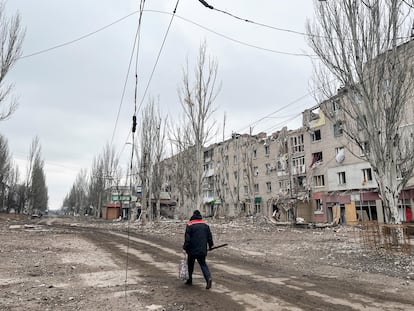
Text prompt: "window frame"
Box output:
[[311, 129, 322, 142], [313, 175, 325, 187], [333, 121, 343, 137], [338, 171, 346, 185], [266, 181, 272, 193]]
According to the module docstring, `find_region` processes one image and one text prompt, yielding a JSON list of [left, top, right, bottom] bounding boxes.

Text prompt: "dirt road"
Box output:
[[1, 215, 414, 310]]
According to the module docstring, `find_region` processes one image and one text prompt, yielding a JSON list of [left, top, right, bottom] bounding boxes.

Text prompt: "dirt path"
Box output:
[[1, 215, 414, 310]]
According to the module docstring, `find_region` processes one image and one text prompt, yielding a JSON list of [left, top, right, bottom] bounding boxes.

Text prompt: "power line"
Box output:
[[402, 0, 414, 9], [18, 9, 317, 61], [137, 1, 181, 114], [18, 11, 139, 59], [129, 0, 146, 170], [197, 0, 413, 42], [116, 1, 181, 167], [156, 10, 315, 57], [17, 6, 413, 61], [13, 153, 84, 171], [234, 91, 314, 135], [197, 0, 311, 38], [109, 18, 142, 146]]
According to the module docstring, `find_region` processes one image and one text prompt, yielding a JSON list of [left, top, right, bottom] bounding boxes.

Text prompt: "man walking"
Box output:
[[183, 210, 214, 289]]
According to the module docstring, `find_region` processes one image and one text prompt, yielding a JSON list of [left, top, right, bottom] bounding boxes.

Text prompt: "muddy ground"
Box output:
[[1, 214, 413, 311]]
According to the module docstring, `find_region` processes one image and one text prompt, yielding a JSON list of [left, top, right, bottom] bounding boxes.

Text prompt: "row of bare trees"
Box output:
[[0, 135, 48, 215], [62, 143, 121, 217], [0, 3, 48, 215]]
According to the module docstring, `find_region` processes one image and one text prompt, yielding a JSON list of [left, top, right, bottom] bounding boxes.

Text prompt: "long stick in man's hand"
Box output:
[[209, 243, 228, 251]]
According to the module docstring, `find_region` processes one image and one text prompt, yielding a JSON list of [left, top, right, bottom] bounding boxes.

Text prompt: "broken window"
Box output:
[[356, 200, 377, 221], [335, 146, 344, 154], [290, 134, 304, 154], [362, 168, 373, 184], [313, 175, 325, 187], [332, 99, 341, 111], [294, 176, 306, 190], [255, 202, 261, 214], [266, 182, 272, 193], [382, 79, 391, 95], [310, 152, 323, 167], [279, 179, 290, 192], [338, 171, 346, 185], [360, 141, 370, 156], [292, 156, 305, 175], [311, 129, 321, 142], [333, 121, 343, 137], [315, 199, 323, 212]]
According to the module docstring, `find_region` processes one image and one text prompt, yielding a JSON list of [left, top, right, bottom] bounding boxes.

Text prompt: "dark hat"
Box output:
[[193, 210, 201, 216]]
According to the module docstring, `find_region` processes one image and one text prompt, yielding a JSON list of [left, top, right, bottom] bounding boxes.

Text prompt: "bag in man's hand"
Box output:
[[178, 258, 189, 281]]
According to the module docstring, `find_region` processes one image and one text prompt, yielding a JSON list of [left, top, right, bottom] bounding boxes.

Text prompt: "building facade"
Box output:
[[163, 41, 414, 223]]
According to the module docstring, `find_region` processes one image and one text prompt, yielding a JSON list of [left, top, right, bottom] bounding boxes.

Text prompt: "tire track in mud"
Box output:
[[80, 229, 414, 311]]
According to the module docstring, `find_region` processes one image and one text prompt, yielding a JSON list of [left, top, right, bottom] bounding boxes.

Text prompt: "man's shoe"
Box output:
[[185, 279, 192, 285], [206, 278, 212, 289]]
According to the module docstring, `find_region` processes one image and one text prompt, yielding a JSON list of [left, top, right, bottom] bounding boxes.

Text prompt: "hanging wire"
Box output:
[[124, 0, 146, 302], [137, 0, 181, 111]]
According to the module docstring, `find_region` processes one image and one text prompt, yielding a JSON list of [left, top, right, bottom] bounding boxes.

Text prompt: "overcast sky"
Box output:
[[1, 0, 318, 210]]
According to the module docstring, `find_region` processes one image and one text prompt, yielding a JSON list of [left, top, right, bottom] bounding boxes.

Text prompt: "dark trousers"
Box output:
[[187, 255, 211, 282]]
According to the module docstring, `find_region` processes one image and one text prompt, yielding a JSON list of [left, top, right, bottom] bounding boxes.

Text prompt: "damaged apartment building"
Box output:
[[163, 41, 414, 225], [165, 96, 414, 224], [191, 94, 413, 224], [162, 96, 414, 224], [164, 105, 414, 225], [161, 100, 414, 224]]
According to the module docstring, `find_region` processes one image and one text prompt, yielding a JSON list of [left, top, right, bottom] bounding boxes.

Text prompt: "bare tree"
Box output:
[[62, 170, 88, 216], [75, 169, 88, 216], [25, 137, 41, 214], [0, 134, 11, 210], [0, 2, 24, 121], [138, 101, 154, 224], [136, 97, 166, 223], [168, 119, 197, 216], [151, 103, 167, 222], [27, 137, 48, 214], [99, 143, 121, 213], [241, 134, 257, 217], [88, 156, 105, 217], [177, 42, 221, 212], [306, 0, 414, 224], [7, 162, 20, 212]]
